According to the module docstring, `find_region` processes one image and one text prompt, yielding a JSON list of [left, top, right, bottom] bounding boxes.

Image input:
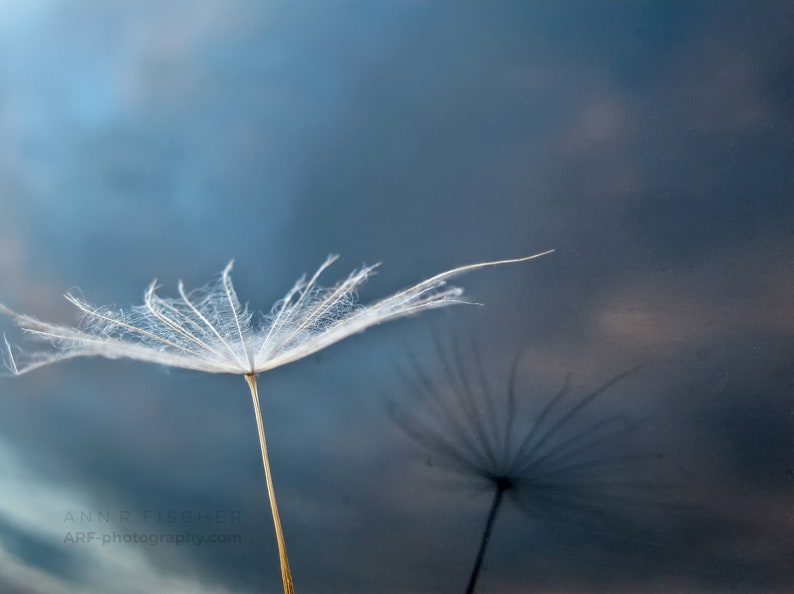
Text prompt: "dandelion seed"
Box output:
[[390, 335, 655, 593], [1, 251, 552, 594]]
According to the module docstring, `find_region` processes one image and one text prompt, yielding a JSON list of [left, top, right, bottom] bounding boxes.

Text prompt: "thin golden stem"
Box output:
[[245, 373, 294, 594]]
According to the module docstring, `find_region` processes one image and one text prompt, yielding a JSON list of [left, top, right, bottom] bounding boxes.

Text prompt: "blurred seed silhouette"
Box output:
[[1, 252, 552, 594], [390, 334, 649, 593]]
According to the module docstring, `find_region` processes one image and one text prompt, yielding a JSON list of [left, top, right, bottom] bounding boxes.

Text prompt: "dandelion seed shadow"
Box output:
[[389, 333, 671, 593]]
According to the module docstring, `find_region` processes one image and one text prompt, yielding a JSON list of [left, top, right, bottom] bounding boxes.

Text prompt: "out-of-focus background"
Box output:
[[0, 1, 791, 592]]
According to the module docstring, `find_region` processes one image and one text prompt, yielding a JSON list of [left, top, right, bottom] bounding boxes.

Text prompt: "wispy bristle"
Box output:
[[0, 251, 553, 376]]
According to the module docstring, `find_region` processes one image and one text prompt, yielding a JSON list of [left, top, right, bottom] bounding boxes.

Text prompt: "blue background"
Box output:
[[0, 1, 792, 592]]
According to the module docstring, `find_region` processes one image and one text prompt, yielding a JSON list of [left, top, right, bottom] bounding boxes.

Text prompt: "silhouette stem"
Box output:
[[246, 374, 294, 594], [466, 484, 505, 594]]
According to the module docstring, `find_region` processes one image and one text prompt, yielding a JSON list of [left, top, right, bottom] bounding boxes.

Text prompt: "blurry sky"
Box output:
[[0, 1, 792, 592]]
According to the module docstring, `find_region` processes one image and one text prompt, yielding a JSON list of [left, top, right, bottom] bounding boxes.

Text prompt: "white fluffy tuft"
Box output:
[[1, 251, 553, 376]]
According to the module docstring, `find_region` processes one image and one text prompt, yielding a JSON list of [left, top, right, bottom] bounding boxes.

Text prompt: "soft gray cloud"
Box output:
[[0, 0, 791, 592]]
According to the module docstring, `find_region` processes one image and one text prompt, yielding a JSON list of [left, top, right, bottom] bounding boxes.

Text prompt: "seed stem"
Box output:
[[245, 373, 294, 594], [465, 484, 505, 594]]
